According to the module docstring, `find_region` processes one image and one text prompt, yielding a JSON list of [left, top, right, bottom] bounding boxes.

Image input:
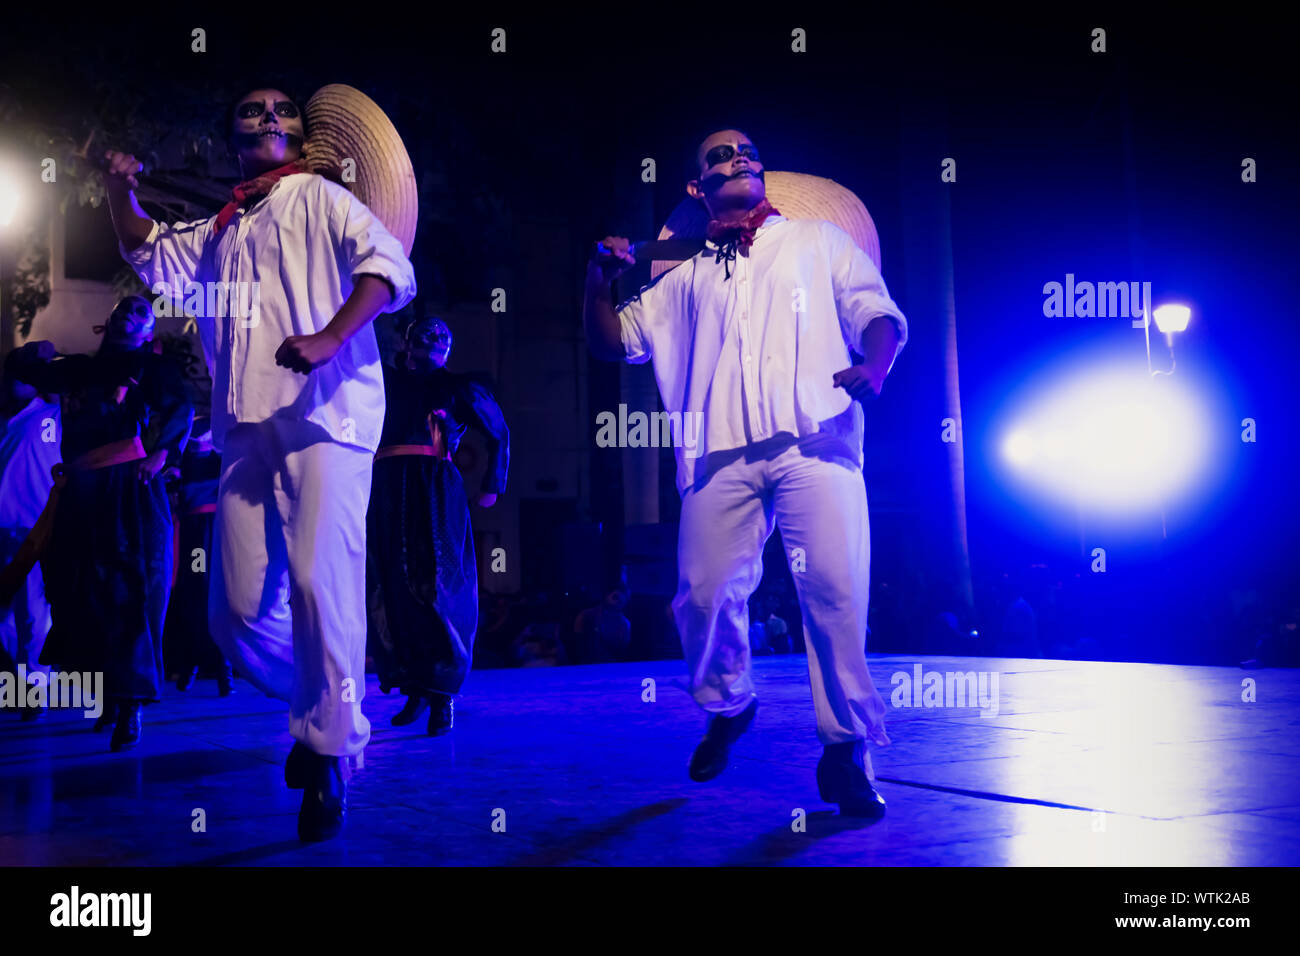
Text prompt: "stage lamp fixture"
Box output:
[[1153, 304, 1191, 335], [1144, 302, 1192, 376]]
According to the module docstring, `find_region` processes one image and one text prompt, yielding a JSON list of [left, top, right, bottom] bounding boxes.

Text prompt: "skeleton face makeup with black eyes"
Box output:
[[105, 296, 156, 347], [231, 88, 306, 176], [405, 317, 452, 370], [690, 129, 766, 213]]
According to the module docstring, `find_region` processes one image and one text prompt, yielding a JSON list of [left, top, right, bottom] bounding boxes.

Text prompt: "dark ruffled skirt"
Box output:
[[367, 456, 478, 696], [39, 462, 172, 700], [163, 511, 224, 676]]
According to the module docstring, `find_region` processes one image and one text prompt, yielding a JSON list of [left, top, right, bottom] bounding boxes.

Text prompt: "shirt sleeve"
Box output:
[[823, 222, 908, 365], [7, 344, 94, 394], [615, 264, 686, 366], [459, 380, 511, 495], [139, 354, 195, 464], [321, 179, 417, 313], [122, 216, 214, 293]]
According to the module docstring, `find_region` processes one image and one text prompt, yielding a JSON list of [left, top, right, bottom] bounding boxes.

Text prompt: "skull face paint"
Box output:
[[231, 88, 305, 177], [692, 129, 766, 214], [405, 317, 452, 371], [105, 295, 156, 348]]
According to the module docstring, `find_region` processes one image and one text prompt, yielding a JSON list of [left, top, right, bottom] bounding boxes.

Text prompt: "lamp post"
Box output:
[[1141, 301, 1193, 538]]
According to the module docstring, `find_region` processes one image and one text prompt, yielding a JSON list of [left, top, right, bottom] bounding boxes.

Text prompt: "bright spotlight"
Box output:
[[1153, 304, 1191, 334], [998, 364, 1209, 512], [0, 171, 20, 228], [1003, 430, 1036, 467]]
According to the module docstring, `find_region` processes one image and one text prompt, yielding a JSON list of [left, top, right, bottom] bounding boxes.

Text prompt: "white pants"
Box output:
[[672, 436, 891, 747], [0, 528, 50, 679], [209, 417, 372, 758]]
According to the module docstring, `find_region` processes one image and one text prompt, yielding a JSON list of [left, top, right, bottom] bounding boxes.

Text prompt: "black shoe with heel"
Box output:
[[391, 694, 428, 727], [216, 661, 235, 697], [688, 697, 758, 782], [93, 705, 114, 732], [110, 701, 142, 752], [297, 751, 347, 842], [426, 692, 454, 736], [816, 739, 886, 820]]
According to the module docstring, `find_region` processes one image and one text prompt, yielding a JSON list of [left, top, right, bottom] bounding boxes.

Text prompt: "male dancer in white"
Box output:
[[583, 130, 906, 817], [103, 88, 416, 840]]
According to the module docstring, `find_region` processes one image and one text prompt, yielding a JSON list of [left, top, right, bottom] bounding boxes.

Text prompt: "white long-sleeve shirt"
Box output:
[[0, 397, 60, 529], [124, 173, 416, 453], [618, 215, 907, 494]]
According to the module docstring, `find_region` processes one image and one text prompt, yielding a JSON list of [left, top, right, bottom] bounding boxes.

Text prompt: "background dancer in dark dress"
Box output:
[[9, 296, 194, 750], [165, 416, 235, 697], [368, 316, 509, 735]]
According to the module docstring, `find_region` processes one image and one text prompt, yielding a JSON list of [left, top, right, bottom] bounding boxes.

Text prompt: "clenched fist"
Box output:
[[100, 150, 144, 191], [832, 364, 887, 402], [589, 236, 637, 283], [275, 330, 342, 375]]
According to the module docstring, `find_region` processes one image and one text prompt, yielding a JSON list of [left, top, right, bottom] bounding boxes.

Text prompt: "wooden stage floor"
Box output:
[[2, 655, 1297, 866]]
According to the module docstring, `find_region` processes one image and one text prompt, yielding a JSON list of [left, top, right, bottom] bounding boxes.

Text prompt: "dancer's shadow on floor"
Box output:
[[722, 809, 884, 866], [10, 746, 272, 801], [187, 840, 307, 866], [505, 798, 691, 866]]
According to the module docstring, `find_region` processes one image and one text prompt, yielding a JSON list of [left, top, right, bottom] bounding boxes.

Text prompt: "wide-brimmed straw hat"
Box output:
[[303, 84, 418, 256], [650, 170, 880, 279]]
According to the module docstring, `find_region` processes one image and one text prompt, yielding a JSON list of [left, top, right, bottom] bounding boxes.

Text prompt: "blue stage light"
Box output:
[[999, 364, 1209, 513]]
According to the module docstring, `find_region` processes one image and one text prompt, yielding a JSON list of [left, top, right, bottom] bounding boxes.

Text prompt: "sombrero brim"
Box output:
[[304, 83, 418, 257], [650, 170, 880, 279]]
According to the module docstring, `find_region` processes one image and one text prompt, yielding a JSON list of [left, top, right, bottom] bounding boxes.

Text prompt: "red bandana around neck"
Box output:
[[705, 198, 781, 278], [706, 198, 781, 252], [213, 159, 312, 235]]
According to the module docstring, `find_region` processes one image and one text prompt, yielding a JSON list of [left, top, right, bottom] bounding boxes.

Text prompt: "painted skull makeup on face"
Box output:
[[405, 317, 453, 370], [231, 88, 306, 175], [693, 130, 766, 212], [106, 296, 156, 346]]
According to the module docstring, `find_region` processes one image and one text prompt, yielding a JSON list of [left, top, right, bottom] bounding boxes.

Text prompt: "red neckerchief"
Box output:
[[705, 199, 780, 278], [213, 159, 311, 235]]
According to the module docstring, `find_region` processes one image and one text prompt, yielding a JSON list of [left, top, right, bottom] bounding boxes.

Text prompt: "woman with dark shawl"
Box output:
[[367, 316, 509, 735], [9, 295, 193, 750]]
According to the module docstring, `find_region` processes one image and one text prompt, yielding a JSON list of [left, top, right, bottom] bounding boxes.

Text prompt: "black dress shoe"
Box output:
[[391, 694, 429, 727], [688, 697, 758, 782], [297, 752, 347, 842], [19, 702, 44, 722], [93, 706, 115, 732], [284, 740, 310, 789], [216, 662, 235, 697], [816, 740, 886, 820], [426, 692, 453, 736], [176, 667, 198, 692], [110, 701, 143, 752]]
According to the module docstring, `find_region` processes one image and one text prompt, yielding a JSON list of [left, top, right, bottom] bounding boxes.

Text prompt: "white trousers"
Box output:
[[672, 436, 891, 747], [0, 529, 50, 679], [209, 418, 372, 757]]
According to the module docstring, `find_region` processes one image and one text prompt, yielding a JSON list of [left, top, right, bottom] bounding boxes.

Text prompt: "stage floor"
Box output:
[[2, 655, 1298, 866]]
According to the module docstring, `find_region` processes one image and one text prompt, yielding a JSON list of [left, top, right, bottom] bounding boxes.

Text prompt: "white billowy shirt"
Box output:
[[617, 214, 908, 494], [0, 397, 60, 530], [123, 172, 416, 454]]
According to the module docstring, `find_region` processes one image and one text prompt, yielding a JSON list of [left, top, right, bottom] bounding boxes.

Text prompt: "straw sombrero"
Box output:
[[650, 170, 880, 280], [303, 84, 418, 256]]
